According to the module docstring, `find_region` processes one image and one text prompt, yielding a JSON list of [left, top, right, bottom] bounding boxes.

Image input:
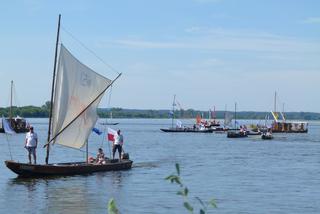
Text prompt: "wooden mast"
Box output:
[[234, 102, 237, 130], [171, 95, 176, 129], [45, 14, 61, 165], [274, 91, 277, 113], [10, 80, 13, 127]]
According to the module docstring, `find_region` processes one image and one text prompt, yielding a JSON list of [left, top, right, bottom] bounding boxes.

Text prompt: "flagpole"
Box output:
[[86, 139, 88, 164], [108, 139, 112, 159]]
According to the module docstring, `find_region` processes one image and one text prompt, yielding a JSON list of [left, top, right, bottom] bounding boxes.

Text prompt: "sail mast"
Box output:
[[10, 80, 13, 127], [171, 95, 176, 129], [234, 102, 237, 129], [45, 14, 61, 165], [274, 91, 277, 113]]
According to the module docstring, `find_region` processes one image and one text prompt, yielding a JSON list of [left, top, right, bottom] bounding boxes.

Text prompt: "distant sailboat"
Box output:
[[160, 95, 213, 133], [5, 15, 132, 177], [100, 111, 119, 125], [227, 102, 248, 138]]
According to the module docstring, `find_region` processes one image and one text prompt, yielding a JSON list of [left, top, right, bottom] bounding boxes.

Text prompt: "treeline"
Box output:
[[1, 102, 320, 120]]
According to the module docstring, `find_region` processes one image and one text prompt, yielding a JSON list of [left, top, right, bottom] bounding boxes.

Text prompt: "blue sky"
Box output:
[[0, 0, 319, 112]]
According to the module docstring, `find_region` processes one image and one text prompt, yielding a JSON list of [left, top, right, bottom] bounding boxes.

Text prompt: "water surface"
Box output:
[[0, 118, 319, 213]]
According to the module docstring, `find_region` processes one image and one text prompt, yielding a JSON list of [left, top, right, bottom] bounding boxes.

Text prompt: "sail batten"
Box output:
[[51, 44, 112, 149]]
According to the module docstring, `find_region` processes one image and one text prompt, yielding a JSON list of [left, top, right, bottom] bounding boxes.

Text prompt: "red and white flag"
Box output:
[[107, 128, 117, 141]]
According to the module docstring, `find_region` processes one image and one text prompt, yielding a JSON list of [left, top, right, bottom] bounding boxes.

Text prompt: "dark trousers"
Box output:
[[112, 144, 122, 158]]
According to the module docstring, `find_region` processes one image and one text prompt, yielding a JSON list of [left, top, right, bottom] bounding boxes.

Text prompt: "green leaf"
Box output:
[[175, 163, 180, 175], [108, 198, 119, 214], [173, 177, 182, 185], [177, 190, 183, 196], [184, 187, 189, 196], [200, 209, 205, 214], [195, 196, 205, 208], [183, 202, 194, 213], [209, 198, 217, 208], [165, 175, 174, 180]]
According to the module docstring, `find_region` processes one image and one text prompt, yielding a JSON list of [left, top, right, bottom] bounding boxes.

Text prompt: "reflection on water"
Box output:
[[1, 119, 320, 213]]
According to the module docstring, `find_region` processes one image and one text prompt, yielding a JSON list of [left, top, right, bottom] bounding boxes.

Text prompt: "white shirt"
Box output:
[[114, 134, 123, 145], [26, 132, 38, 147]]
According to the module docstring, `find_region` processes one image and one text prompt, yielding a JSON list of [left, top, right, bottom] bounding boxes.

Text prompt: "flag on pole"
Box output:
[[92, 127, 102, 135], [107, 128, 117, 141]]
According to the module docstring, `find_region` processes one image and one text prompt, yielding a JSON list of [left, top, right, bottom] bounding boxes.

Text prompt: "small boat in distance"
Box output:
[[160, 96, 213, 133], [270, 92, 308, 133], [261, 133, 273, 140], [100, 111, 119, 125], [5, 15, 132, 178], [0, 81, 29, 133], [227, 102, 248, 138]]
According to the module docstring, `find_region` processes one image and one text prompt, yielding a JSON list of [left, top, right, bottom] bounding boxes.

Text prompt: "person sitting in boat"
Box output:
[[266, 128, 272, 136], [96, 148, 106, 164]]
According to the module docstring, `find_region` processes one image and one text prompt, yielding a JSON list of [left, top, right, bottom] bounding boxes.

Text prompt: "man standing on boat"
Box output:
[[113, 129, 123, 161], [25, 126, 38, 164]]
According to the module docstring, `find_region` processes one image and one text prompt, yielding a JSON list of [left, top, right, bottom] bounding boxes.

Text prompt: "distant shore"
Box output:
[[1, 105, 319, 120]]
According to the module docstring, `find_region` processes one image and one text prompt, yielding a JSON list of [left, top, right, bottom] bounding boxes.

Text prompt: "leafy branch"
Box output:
[[108, 198, 119, 214], [165, 163, 217, 213]]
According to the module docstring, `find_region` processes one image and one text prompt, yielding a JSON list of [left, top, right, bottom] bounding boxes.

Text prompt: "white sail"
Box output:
[[2, 116, 16, 134], [51, 44, 112, 149]]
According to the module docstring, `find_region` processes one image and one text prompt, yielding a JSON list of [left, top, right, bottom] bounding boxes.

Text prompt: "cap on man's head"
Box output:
[[29, 126, 34, 130]]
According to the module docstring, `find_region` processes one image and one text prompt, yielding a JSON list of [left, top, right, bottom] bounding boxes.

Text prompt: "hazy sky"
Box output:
[[0, 0, 319, 112]]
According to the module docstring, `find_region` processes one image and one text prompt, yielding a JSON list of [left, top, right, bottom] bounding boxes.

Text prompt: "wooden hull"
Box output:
[[0, 127, 29, 133], [261, 135, 273, 140], [160, 128, 213, 133], [5, 159, 133, 178], [99, 122, 119, 125], [227, 131, 248, 138]]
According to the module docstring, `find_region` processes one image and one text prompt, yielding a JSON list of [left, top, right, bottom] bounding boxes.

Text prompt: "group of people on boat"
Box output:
[[24, 127, 125, 165], [239, 125, 248, 136]]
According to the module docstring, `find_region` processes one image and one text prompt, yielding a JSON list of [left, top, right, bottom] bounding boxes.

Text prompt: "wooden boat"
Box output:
[[100, 122, 119, 125], [270, 92, 308, 133], [100, 112, 119, 125], [226, 103, 247, 138], [261, 133, 273, 140], [160, 127, 213, 133], [5, 159, 132, 178], [5, 15, 132, 177], [227, 131, 248, 138], [0, 81, 29, 133]]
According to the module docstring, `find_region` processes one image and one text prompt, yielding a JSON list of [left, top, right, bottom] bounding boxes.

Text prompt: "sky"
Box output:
[[0, 0, 319, 112]]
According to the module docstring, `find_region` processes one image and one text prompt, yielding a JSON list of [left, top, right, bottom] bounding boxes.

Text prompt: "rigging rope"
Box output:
[[61, 25, 120, 76], [101, 85, 113, 158], [5, 134, 13, 160]]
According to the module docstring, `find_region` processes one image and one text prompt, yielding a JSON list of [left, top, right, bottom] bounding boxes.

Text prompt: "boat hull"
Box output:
[[261, 135, 273, 140], [160, 128, 213, 133], [227, 131, 248, 138], [5, 159, 133, 178]]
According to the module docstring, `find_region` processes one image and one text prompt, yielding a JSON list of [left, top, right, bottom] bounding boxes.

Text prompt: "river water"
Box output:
[[0, 118, 319, 213]]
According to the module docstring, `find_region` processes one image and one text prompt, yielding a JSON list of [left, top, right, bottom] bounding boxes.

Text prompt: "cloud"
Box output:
[[114, 28, 320, 54], [302, 17, 320, 24], [114, 40, 188, 49]]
